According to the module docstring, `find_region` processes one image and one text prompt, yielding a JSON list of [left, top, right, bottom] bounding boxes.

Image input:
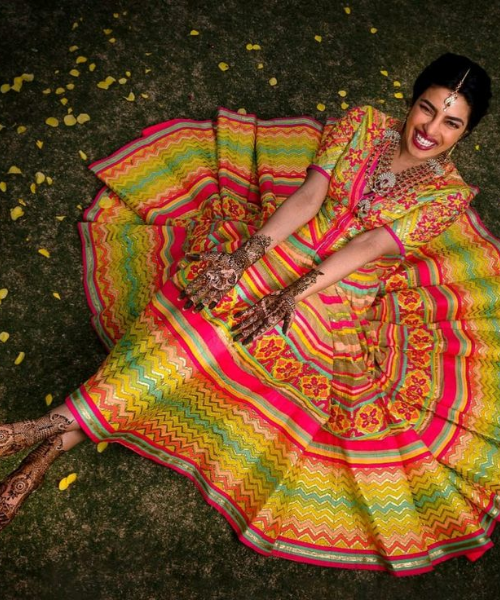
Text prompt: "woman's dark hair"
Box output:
[[412, 53, 492, 133]]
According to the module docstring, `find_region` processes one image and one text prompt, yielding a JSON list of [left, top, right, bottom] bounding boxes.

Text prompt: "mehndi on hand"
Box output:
[[232, 269, 324, 344], [180, 234, 271, 312]]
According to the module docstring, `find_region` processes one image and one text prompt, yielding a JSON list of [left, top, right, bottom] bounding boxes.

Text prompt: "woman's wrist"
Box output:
[[287, 269, 325, 303]]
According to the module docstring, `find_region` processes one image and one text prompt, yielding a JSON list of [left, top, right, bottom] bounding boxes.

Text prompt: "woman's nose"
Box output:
[[423, 118, 440, 138]]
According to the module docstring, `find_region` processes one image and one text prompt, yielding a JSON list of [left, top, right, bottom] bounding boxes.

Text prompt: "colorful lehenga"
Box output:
[[65, 105, 500, 576]]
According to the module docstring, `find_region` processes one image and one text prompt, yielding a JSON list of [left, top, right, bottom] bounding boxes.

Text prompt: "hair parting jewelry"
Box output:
[[443, 67, 471, 112]]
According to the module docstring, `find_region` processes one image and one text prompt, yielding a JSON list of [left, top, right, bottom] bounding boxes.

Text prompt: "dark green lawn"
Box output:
[[1, 1, 499, 598]]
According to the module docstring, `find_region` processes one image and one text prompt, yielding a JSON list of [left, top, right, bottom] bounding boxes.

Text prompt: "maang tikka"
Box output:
[[443, 68, 471, 112]]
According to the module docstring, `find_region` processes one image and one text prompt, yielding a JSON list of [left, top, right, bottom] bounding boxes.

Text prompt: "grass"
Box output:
[[1, 1, 499, 598]]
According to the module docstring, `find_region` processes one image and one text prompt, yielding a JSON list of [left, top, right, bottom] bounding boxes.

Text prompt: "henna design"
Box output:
[[0, 435, 65, 532], [0, 412, 74, 458], [232, 269, 324, 344], [181, 234, 272, 311]]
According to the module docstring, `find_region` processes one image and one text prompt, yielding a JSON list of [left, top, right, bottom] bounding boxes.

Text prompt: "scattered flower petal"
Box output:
[[252, 44, 261, 50], [338, 90, 347, 97], [8, 166, 22, 174], [118, 77, 127, 84], [42, 88, 51, 94], [0, 332, 9, 343], [268, 77, 278, 86], [14, 352, 25, 365], [344, 6, 351, 14], [36, 140, 44, 149], [38, 248, 50, 258], [140, 93, 149, 99], [45, 393, 53, 406], [0, 182, 6, 192], [58, 477, 69, 491], [103, 28, 112, 34], [60, 98, 69, 105], [124, 92, 135, 101], [76, 203, 83, 210], [109, 38, 116, 44], [394, 92, 404, 99], [0, 289, 8, 300], [72, 21, 78, 30], [218, 62, 229, 72], [237, 108, 247, 114], [246, 43, 253, 50], [18, 198, 26, 206], [22, 73, 34, 82], [125, 71, 131, 77], [69, 45, 79, 52], [370, 27, 378, 34], [56, 215, 66, 221], [393, 80, 401, 87], [316, 103, 326, 111], [76, 56, 87, 64], [314, 35, 322, 42], [46, 117, 59, 127], [10, 206, 24, 221], [66, 83, 75, 90], [30, 183, 36, 193], [69, 69, 80, 77], [35, 172, 45, 184], [341, 101, 349, 110], [89, 63, 96, 72], [189, 29, 200, 36], [475, 144, 480, 151], [380, 70, 388, 77], [66, 473, 78, 485], [257, 63, 264, 69], [17, 126, 27, 134], [46, 176, 53, 185], [64, 114, 77, 126], [1, 84, 10, 93], [97, 442, 109, 453], [145, 68, 151, 74], [76, 113, 91, 124], [78, 150, 88, 160]]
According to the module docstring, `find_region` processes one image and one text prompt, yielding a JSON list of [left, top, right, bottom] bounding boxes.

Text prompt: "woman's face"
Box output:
[[401, 85, 471, 164]]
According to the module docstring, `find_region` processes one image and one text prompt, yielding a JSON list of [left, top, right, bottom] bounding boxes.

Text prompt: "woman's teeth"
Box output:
[[415, 131, 435, 148]]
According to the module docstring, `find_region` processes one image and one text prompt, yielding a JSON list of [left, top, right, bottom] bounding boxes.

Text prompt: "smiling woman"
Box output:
[[1, 53, 500, 576]]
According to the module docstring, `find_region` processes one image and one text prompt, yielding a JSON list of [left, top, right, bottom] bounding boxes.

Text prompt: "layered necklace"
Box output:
[[356, 127, 449, 218]]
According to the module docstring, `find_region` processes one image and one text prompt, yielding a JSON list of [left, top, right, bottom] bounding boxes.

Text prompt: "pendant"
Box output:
[[374, 171, 396, 191], [356, 197, 372, 218]]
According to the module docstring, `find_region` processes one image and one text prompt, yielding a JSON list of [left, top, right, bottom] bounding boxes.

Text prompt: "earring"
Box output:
[[447, 143, 458, 158]]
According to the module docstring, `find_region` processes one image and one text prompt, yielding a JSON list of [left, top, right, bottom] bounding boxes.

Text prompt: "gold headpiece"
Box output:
[[443, 68, 471, 111]]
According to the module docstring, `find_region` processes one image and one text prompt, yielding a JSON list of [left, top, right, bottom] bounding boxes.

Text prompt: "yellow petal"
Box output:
[[118, 77, 127, 84], [58, 478, 69, 491], [252, 44, 261, 50], [38, 248, 50, 258], [45, 393, 53, 406], [60, 98, 68, 105], [36, 140, 44, 149], [97, 442, 109, 453], [268, 77, 278, 86], [10, 206, 24, 221], [394, 92, 404, 99], [64, 114, 77, 126], [52, 292, 61, 300], [124, 92, 135, 101], [125, 71, 131, 77], [8, 166, 22, 174], [97, 81, 110, 89], [144, 68, 151, 74], [140, 93, 149, 99], [145, 52, 152, 56], [18, 198, 27, 206], [69, 69, 80, 77], [0, 332, 9, 343], [380, 70, 388, 77], [78, 150, 88, 160], [237, 108, 247, 115], [17, 125, 27, 134], [66, 83, 75, 90], [1, 83, 10, 93], [314, 35, 322, 42], [0, 182, 6, 192], [14, 352, 25, 365], [76, 113, 91, 124], [30, 183, 37, 193], [0, 289, 8, 300], [55, 87, 65, 95], [42, 88, 51, 95], [475, 144, 480, 151], [89, 63, 96, 72], [56, 215, 66, 221], [316, 103, 326, 112], [393, 80, 401, 87], [246, 43, 253, 50], [105, 76, 116, 84], [66, 473, 78, 485], [46, 176, 53, 185], [69, 45, 79, 52], [72, 21, 78, 30], [341, 101, 349, 110], [109, 38, 116, 44], [21, 73, 34, 82], [35, 172, 45, 184], [76, 203, 83, 210], [338, 90, 347, 97], [190, 29, 200, 36], [218, 62, 229, 72], [113, 12, 120, 17], [103, 28, 113, 34], [344, 6, 351, 14], [11, 80, 22, 92], [76, 56, 87, 64], [370, 27, 378, 34], [45, 117, 59, 127]]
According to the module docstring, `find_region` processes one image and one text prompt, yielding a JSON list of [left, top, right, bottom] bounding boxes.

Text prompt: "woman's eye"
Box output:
[[420, 104, 431, 114], [447, 121, 460, 129]]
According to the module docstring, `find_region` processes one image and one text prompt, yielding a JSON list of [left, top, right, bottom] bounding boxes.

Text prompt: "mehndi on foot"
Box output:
[[0, 412, 74, 459]]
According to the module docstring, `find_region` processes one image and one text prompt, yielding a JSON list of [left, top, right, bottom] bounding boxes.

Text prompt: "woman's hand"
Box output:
[[231, 268, 324, 344], [180, 234, 272, 312]]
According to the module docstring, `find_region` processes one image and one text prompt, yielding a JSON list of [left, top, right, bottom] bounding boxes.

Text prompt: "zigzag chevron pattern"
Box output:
[[67, 106, 500, 575]]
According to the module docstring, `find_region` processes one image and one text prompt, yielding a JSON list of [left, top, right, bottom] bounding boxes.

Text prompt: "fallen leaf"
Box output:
[[370, 27, 378, 34], [64, 114, 77, 126], [0, 332, 9, 343], [38, 248, 50, 258], [69, 45, 79, 52], [17, 125, 27, 134], [314, 35, 322, 42], [14, 352, 25, 365], [76, 113, 91, 123], [69, 69, 80, 77], [341, 101, 349, 110], [218, 62, 229, 72], [56, 215, 66, 221], [380, 70, 388, 77], [97, 442, 109, 453], [10, 206, 24, 221], [78, 150, 88, 160], [316, 103, 326, 112], [35, 172, 45, 184], [124, 92, 135, 101], [46, 117, 59, 127], [8, 166, 22, 174], [76, 56, 87, 64], [393, 81, 401, 87], [394, 92, 404, 99], [190, 29, 200, 36], [45, 393, 53, 406], [0, 182, 6, 192], [36, 140, 44, 149], [268, 77, 278, 86]]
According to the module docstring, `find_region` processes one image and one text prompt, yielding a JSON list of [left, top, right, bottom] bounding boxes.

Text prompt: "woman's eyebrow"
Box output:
[[421, 98, 465, 125]]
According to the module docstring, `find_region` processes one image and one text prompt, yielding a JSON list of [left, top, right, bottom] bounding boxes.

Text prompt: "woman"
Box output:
[[1, 53, 498, 575]]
